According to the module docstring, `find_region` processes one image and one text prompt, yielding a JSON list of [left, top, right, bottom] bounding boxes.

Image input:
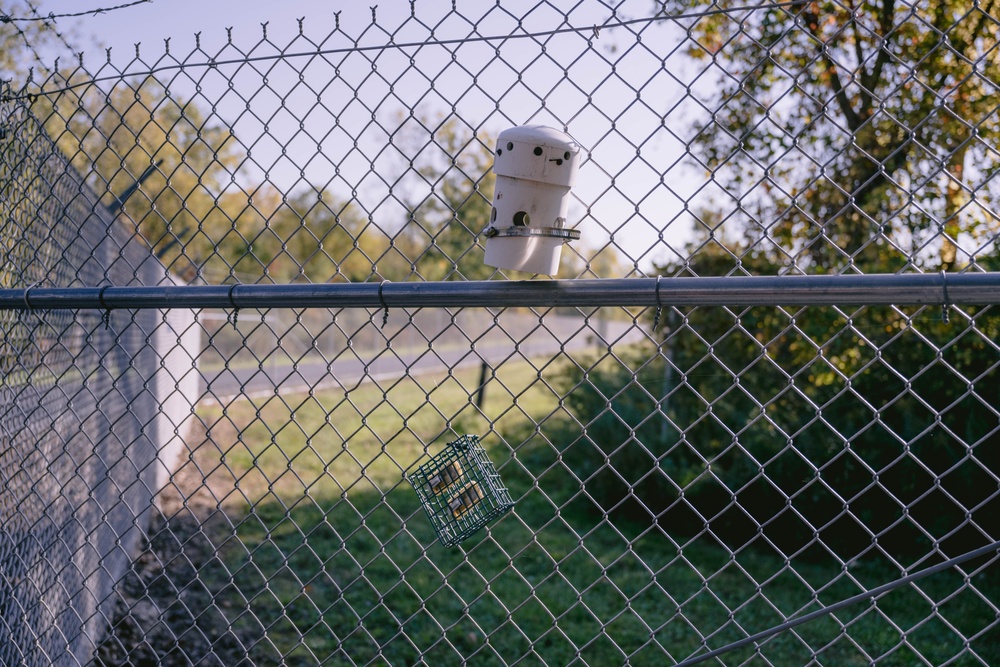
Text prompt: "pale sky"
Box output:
[[24, 0, 709, 273]]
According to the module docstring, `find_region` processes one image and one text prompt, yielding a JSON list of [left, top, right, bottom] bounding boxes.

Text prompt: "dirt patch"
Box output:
[[93, 511, 247, 665], [94, 442, 262, 666]]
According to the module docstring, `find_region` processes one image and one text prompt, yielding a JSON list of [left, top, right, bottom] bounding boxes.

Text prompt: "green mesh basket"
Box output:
[[409, 435, 513, 547]]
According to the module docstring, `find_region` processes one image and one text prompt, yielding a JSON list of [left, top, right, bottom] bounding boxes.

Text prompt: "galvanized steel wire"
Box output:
[[1, 1, 999, 665]]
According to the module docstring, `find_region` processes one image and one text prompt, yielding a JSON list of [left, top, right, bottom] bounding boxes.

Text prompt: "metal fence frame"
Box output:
[[2, 1, 1000, 665]]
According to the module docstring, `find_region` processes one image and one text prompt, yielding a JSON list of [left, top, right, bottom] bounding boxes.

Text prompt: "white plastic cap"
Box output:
[[492, 125, 581, 187]]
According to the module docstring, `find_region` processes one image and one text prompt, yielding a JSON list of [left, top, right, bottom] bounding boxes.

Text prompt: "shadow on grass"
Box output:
[[212, 415, 1000, 666], [95, 506, 253, 666]]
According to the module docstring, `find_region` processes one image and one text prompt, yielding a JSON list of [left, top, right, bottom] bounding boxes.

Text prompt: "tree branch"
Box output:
[[848, 0, 866, 79], [801, 5, 862, 130], [862, 0, 895, 96], [968, 0, 999, 55], [932, 0, 998, 99], [851, 1, 873, 118]]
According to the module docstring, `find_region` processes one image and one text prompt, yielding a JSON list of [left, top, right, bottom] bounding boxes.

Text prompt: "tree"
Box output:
[[560, 221, 1000, 560], [675, 1, 1000, 273], [35, 77, 245, 280], [561, 241, 631, 279], [249, 188, 376, 283], [34, 76, 388, 284], [0, 2, 71, 81], [401, 116, 498, 281], [613, 2, 1000, 560]]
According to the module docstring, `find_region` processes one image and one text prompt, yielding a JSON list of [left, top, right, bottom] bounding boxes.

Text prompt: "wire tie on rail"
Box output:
[[940, 270, 951, 324], [652, 275, 663, 331], [21, 282, 39, 324], [378, 280, 390, 328], [227, 284, 240, 329], [98, 285, 112, 330], [22, 282, 38, 311]]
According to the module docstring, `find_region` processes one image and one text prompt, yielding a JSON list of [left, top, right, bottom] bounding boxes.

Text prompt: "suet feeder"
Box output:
[[483, 125, 582, 276], [409, 435, 513, 547]]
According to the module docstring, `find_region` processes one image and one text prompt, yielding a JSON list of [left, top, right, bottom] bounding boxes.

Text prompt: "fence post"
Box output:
[[475, 359, 490, 410]]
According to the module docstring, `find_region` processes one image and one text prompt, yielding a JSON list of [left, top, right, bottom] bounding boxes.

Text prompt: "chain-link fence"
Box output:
[[0, 83, 200, 664], [2, 1, 1000, 665]]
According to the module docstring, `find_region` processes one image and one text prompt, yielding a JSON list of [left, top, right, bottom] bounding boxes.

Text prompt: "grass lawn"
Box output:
[[195, 360, 1000, 666]]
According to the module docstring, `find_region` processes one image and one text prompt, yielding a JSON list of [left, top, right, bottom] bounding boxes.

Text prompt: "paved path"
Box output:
[[200, 318, 646, 402]]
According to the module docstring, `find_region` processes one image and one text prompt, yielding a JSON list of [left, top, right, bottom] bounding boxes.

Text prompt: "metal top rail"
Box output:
[[4, 273, 1000, 310]]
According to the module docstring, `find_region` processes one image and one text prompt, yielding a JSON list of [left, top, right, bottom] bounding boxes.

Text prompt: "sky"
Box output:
[[22, 0, 711, 272]]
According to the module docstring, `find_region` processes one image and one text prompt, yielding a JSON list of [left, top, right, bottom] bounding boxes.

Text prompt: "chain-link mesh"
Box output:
[[0, 85, 198, 664], [1, 1, 1000, 665]]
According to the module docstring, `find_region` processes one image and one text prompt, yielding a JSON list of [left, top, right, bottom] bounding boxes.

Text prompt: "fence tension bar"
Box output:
[[674, 539, 1000, 667]]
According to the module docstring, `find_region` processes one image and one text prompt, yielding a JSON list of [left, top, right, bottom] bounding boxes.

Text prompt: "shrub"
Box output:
[[557, 305, 1000, 561]]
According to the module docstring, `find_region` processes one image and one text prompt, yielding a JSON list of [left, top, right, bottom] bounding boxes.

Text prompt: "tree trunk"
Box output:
[[941, 143, 969, 272]]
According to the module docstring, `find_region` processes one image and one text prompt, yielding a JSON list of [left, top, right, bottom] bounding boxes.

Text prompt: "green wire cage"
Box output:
[[409, 435, 514, 547]]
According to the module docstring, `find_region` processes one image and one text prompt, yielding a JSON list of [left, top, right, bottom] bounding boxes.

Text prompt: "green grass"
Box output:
[[195, 361, 1000, 666], [197, 339, 480, 374]]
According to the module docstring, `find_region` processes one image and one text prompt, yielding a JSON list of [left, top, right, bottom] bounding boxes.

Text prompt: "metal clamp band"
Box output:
[[22, 282, 39, 311], [483, 226, 581, 242]]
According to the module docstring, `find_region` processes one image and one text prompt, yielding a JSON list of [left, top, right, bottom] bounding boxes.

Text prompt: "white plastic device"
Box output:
[[483, 125, 582, 275]]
